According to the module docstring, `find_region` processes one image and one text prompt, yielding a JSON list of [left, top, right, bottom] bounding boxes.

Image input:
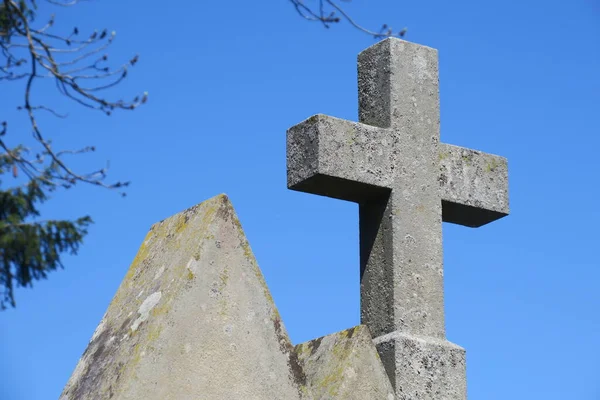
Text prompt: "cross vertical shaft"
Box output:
[[358, 39, 445, 340]]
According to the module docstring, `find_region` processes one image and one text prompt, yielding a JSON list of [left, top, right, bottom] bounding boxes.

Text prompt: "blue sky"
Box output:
[[1, 0, 599, 399]]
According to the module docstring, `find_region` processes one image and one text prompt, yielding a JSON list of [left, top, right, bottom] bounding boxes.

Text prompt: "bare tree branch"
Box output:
[[289, 0, 407, 38], [0, 0, 146, 197]]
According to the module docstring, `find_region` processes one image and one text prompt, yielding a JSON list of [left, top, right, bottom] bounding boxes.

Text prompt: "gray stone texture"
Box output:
[[287, 38, 510, 399], [374, 332, 466, 400], [295, 325, 395, 400], [60, 194, 311, 400], [438, 144, 508, 227]]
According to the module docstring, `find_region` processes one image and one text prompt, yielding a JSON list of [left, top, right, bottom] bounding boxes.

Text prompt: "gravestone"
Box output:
[[60, 195, 311, 400], [287, 38, 509, 399]]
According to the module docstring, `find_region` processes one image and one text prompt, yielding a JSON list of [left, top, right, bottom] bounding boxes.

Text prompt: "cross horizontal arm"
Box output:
[[287, 114, 392, 203], [439, 144, 509, 227], [288, 114, 510, 228]]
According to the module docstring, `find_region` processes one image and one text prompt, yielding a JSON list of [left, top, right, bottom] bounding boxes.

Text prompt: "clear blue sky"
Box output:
[[1, 0, 599, 399]]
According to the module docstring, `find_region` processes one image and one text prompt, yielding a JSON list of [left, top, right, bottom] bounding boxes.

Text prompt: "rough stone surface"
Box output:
[[374, 332, 466, 400], [60, 194, 311, 400], [439, 144, 509, 227], [287, 115, 509, 229], [295, 325, 395, 400], [287, 38, 510, 399]]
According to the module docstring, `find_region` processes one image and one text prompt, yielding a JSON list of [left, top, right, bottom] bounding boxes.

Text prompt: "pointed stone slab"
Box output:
[[61, 194, 310, 400], [295, 325, 395, 400]]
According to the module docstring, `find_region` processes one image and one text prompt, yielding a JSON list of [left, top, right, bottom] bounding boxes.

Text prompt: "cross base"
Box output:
[[373, 331, 467, 400]]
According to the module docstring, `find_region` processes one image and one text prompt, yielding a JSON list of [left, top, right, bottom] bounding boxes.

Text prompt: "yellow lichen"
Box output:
[[187, 270, 195, 281], [486, 158, 500, 172], [150, 301, 170, 318], [146, 325, 162, 342], [219, 268, 229, 286]]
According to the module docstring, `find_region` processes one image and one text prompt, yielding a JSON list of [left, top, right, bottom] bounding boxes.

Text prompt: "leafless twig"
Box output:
[[0, 0, 146, 196], [289, 0, 407, 38]]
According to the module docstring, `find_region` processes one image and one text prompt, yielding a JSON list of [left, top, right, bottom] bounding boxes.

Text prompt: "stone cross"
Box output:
[[287, 38, 509, 398]]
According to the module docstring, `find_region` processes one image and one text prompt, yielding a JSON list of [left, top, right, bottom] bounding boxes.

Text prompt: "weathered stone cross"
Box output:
[[287, 38, 509, 398]]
